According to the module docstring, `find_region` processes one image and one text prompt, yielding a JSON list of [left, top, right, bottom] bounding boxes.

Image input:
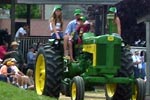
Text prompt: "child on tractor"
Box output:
[[49, 5, 63, 39], [63, 9, 82, 61]]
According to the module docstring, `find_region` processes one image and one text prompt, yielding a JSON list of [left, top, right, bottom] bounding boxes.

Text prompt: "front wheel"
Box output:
[[71, 76, 85, 100], [132, 78, 146, 100], [105, 84, 117, 100]]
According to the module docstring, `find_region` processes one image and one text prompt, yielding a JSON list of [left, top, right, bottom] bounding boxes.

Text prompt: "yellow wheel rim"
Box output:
[[35, 54, 46, 95], [106, 84, 117, 97], [132, 85, 138, 100], [72, 83, 77, 100]]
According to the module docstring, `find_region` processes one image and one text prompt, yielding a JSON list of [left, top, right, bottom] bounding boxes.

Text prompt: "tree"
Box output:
[[0, 4, 41, 19]]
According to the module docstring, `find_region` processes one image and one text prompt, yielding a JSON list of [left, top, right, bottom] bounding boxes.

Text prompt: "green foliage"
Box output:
[[0, 82, 56, 100], [0, 4, 41, 19], [15, 4, 27, 18], [0, 4, 11, 9], [30, 5, 41, 19]]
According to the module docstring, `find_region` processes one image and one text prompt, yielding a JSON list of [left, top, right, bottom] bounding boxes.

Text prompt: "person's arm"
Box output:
[[13, 66, 24, 76], [7, 71, 15, 76], [132, 55, 141, 65], [5, 51, 17, 56], [65, 21, 75, 40], [60, 21, 64, 32], [18, 28, 26, 37], [50, 20, 60, 39], [18, 71, 24, 76], [1, 48, 16, 57], [0, 65, 7, 76], [115, 16, 121, 35], [18, 32, 24, 37], [65, 21, 73, 36]]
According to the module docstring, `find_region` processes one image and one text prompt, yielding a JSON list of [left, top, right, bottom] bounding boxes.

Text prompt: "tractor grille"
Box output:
[[96, 44, 121, 67], [97, 44, 106, 66], [113, 44, 121, 66]]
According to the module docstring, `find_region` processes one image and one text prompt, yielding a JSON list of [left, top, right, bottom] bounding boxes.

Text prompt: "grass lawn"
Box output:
[[0, 82, 56, 100]]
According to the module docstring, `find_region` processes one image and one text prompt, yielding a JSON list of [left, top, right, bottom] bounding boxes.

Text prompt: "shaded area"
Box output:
[[0, 29, 11, 45], [117, 0, 150, 46]]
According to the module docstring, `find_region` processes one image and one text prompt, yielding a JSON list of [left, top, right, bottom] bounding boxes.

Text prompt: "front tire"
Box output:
[[35, 45, 63, 98], [71, 76, 85, 100], [132, 78, 146, 100]]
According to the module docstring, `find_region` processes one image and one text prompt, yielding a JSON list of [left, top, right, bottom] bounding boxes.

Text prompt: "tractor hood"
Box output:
[[83, 33, 122, 44], [82, 33, 122, 67]]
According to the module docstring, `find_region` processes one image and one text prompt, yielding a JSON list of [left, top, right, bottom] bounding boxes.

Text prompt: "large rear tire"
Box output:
[[105, 47, 134, 100], [35, 45, 63, 98], [71, 76, 85, 100]]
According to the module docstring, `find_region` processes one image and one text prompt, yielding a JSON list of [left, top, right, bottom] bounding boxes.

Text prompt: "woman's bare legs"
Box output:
[[68, 40, 74, 61], [63, 35, 74, 61], [63, 35, 69, 56]]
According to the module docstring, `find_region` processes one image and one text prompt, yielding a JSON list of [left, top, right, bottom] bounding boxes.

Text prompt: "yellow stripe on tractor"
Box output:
[[82, 44, 96, 66]]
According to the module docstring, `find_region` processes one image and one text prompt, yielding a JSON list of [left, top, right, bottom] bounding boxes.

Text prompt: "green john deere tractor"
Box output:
[[34, 32, 145, 100], [34, 7, 145, 100]]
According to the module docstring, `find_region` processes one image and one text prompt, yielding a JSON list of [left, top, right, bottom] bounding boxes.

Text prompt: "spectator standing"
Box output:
[[49, 5, 63, 39], [64, 8, 82, 61], [140, 50, 147, 81], [132, 50, 143, 79], [15, 24, 29, 41]]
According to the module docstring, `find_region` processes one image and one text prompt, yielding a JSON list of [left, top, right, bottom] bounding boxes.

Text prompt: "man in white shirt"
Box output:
[[132, 50, 142, 79], [15, 24, 29, 40]]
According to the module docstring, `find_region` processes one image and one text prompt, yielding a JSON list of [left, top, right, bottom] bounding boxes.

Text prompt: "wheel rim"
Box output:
[[72, 83, 77, 100], [35, 54, 46, 95], [132, 85, 138, 100], [106, 84, 117, 97]]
